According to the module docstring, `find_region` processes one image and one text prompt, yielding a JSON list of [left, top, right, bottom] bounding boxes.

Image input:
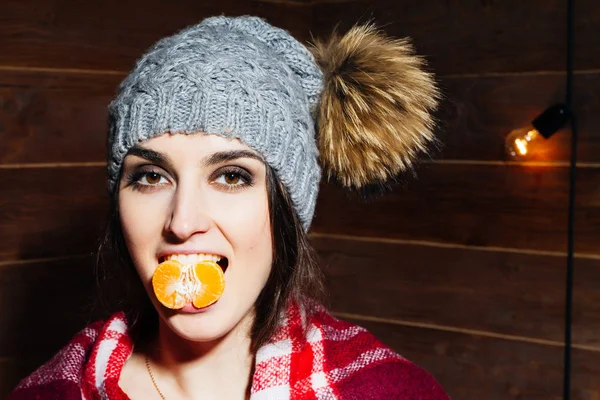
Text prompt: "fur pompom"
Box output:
[[310, 24, 440, 189]]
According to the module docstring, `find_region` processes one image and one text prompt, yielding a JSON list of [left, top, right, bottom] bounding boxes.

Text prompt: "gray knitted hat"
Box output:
[[108, 16, 323, 228], [108, 16, 440, 230]]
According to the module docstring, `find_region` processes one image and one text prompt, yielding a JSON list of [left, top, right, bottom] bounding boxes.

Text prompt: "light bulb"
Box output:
[[504, 104, 570, 161], [505, 127, 543, 160]]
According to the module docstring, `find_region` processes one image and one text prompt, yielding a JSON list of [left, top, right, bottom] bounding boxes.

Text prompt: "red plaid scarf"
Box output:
[[9, 302, 449, 399]]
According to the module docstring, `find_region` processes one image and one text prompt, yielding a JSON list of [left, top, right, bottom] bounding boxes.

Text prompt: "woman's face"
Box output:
[[119, 133, 273, 343]]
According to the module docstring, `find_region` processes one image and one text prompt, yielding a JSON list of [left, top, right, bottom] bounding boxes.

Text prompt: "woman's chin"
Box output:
[[158, 303, 251, 344], [163, 314, 230, 343]]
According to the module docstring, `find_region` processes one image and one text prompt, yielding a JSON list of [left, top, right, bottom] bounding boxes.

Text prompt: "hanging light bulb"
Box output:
[[505, 104, 570, 160], [505, 127, 543, 159]]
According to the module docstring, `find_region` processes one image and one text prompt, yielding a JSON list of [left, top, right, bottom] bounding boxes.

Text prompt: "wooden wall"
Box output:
[[310, 1, 600, 399], [1, 0, 599, 399]]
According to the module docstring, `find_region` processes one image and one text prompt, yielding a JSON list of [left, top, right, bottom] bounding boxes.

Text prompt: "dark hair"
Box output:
[[95, 164, 324, 351]]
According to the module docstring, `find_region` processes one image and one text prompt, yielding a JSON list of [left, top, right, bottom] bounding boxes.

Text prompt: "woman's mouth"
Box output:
[[159, 253, 229, 272], [153, 253, 228, 311]]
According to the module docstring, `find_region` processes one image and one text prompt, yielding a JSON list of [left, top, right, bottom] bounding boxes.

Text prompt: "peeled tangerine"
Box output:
[[152, 259, 225, 310]]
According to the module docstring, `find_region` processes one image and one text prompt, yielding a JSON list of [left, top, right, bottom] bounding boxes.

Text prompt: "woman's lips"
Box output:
[[179, 300, 218, 313]]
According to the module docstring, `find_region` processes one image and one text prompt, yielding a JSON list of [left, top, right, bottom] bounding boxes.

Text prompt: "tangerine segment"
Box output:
[[152, 260, 188, 310], [192, 261, 225, 308]]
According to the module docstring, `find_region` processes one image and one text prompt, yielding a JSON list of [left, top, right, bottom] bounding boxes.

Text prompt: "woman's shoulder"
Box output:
[[309, 305, 450, 400], [8, 313, 130, 400]]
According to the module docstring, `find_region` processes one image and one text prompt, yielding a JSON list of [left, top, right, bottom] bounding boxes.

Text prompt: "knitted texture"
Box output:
[[9, 303, 450, 400], [107, 16, 323, 229]]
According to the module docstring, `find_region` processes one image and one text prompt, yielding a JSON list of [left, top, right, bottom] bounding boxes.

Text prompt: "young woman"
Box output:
[[10, 16, 449, 400]]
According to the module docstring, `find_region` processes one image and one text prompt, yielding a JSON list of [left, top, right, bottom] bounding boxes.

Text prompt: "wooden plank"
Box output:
[[0, 0, 312, 71], [0, 167, 108, 262], [574, 168, 600, 254], [2, 277, 599, 400], [1, 243, 597, 399], [3, 163, 599, 263], [437, 73, 600, 163], [312, 0, 600, 75], [313, 236, 600, 347], [312, 164, 600, 253], [3, 70, 598, 166], [4, 321, 599, 400], [573, 258, 600, 349], [343, 318, 600, 400], [0, 71, 120, 164], [0, 68, 124, 89]]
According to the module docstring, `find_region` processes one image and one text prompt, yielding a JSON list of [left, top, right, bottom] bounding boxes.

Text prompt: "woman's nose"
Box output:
[[165, 183, 211, 241]]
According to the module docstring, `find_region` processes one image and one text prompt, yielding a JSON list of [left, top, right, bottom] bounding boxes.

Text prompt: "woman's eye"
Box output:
[[138, 172, 167, 185], [215, 172, 245, 186]]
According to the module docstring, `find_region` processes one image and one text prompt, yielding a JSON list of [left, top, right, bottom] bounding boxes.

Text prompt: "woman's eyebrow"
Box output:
[[203, 150, 263, 166], [126, 146, 173, 168]]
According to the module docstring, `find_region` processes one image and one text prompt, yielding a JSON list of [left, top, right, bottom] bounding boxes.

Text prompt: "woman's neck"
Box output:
[[147, 313, 255, 400]]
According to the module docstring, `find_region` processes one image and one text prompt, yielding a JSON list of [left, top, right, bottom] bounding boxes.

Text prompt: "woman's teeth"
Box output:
[[165, 253, 223, 264]]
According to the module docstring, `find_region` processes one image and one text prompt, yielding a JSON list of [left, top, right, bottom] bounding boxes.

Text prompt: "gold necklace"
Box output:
[[145, 354, 167, 400]]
